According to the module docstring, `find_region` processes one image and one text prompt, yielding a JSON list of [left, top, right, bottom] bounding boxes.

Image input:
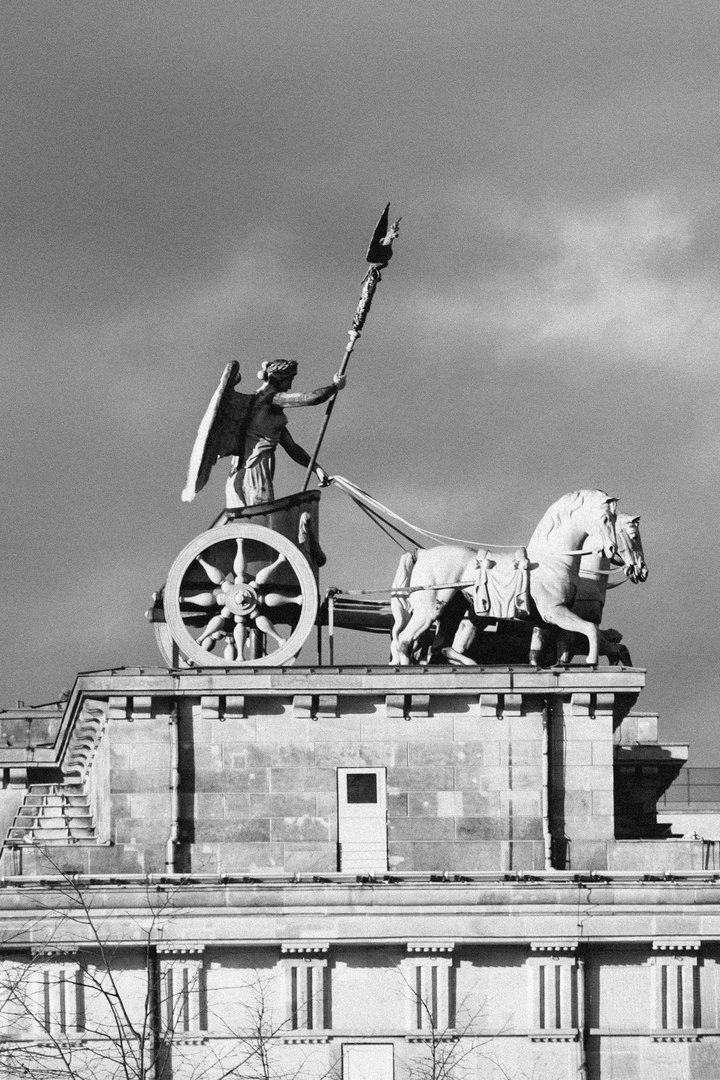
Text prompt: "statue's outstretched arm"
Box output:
[[274, 373, 345, 409]]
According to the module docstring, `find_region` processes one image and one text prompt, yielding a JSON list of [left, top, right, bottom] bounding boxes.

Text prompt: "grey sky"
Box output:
[[2, 1, 719, 759]]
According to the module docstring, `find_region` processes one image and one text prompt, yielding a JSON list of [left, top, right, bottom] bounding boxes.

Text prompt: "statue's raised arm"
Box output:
[[181, 358, 345, 508]]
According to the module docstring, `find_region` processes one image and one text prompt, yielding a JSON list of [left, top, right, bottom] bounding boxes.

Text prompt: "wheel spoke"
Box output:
[[254, 614, 288, 647], [233, 538, 247, 581], [197, 610, 230, 646], [249, 628, 263, 660], [223, 636, 237, 661], [233, 618, 248, 660], [196, 556, 225, 586], [201, 630, 223, 652], [180, 590, 218, 608], [261, 591, 303, 608], [254, 552, 287, 587]]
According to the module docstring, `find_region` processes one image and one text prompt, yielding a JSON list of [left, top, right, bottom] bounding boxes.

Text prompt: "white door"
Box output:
[[337, 768, 388, 872], [342, 1043, 394, 1080]]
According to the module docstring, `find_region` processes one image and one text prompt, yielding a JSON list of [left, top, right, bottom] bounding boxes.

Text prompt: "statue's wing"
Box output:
[[181, 361, 254, 502]]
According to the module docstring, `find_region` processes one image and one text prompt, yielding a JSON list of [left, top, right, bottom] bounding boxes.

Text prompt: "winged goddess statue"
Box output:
[[182, 359, 345, 507], [182, 203, 399, 508]]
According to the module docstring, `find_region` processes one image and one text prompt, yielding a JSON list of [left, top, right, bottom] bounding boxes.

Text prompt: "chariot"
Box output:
[[148, 485, 395, 668], [147, 483, 645, 669]]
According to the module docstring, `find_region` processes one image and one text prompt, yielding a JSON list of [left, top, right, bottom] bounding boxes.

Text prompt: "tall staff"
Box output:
[[302, 203, 401, 491]]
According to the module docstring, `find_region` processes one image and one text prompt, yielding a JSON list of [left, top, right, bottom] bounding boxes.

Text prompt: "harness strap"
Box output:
[[331, 476, 608, 556]]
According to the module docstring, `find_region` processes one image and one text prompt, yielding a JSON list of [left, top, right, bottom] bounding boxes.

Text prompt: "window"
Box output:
[[337, 768, 387, 872], [346, 773, 378, 804]]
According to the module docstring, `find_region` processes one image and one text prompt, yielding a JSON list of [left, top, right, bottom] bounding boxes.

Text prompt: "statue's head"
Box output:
[[258, 359, 298, 388]]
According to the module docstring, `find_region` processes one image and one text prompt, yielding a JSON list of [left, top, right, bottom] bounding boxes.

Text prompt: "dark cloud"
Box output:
[[2, 1, 720, 758]]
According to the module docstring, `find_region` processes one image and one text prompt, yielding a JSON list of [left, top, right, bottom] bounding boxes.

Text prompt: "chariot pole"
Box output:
[[301, 203, 400, 491]]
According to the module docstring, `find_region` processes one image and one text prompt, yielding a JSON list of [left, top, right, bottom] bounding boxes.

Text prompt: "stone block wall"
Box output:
[[0, 668, 648, 875], [171, 692, 546, 874], [103, 695, 173, 873], [550, 693, 616, 869]]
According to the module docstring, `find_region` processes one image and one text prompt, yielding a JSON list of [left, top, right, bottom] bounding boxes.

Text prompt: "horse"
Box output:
[[556, 511, 647, 664], [390, 490, 618, 667], [420, 509, 646, 668]]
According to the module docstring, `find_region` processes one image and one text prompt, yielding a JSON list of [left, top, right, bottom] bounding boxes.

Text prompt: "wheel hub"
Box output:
[[225, 582, 260, 617]]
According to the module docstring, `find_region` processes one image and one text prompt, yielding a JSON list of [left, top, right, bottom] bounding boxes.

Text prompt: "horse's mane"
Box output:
[[529, 490, 607, 547]]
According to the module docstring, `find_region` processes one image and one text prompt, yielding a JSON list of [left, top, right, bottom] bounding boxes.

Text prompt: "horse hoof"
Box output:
[[441, 647, 476, 667]]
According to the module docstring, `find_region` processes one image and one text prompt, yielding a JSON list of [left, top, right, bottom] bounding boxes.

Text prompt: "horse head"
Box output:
[[615, 513, 648, 584], [583, 491, 618, 561]]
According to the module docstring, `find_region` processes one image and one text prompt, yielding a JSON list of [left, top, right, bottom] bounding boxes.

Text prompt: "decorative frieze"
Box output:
[[384, 694, 433, 718], [528, 943, 578, 1036], [131, 696, 153, 720], [406, 942, 455, 955], [281, 943, 329, 955], [156, 943, 205, 955], [200, 695, 220, 721], [63, 702, 107, 779], [200, 695, 249, 720], [403, 945, 455, 1033], [107, 696, 128, 720], [281, 945, 329, 1034], [651, 940, 700, 1035], [292, 695, 314, 719], [224, 695, 246, 719], [502, 693, 523, 717], [571, 692, 617, 719], [479, 693, 500, 717], [157, 948, 207, 1035]]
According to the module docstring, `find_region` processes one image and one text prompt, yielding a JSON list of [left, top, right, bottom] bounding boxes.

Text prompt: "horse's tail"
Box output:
[[389, 549, 418, 662]]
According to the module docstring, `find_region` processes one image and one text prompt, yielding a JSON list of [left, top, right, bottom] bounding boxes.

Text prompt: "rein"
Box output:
[[331, 476, 614, 558]]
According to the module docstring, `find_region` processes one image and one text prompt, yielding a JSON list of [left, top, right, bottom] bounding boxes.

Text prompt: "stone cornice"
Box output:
[[0, 875, 717, 951], [0, 665, 646, 774], [38, 665, 646, 775], [61, 665, 646, 700]]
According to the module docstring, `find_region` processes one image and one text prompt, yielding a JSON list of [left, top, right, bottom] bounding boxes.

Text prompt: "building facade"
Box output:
[[0, 661, 717, 1079]]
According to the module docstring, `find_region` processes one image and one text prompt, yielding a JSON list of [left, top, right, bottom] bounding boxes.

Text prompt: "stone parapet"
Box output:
[[0, 666, 648, 876]]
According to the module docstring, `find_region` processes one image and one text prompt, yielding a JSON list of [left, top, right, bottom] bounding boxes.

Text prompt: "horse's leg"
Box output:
[[396, 590, 454, 666], [389, 604, 407, 664], [441, 615, 478, 665], [557, 630, 574, 664], [390, 599, 411, 664], [544, 606, 600, 665], [389, 552, 417, 664], [529, 626, 544, 666]]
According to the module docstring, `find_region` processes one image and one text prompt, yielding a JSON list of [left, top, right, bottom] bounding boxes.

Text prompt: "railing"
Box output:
[[659, 768, 720, 807]]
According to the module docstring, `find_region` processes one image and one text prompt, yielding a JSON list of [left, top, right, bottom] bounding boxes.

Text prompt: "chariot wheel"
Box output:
[[162, 523, 318, 667]]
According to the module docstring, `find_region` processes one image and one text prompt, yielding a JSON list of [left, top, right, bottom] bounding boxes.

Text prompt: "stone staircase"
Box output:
[[6, 783, 96, 845]]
